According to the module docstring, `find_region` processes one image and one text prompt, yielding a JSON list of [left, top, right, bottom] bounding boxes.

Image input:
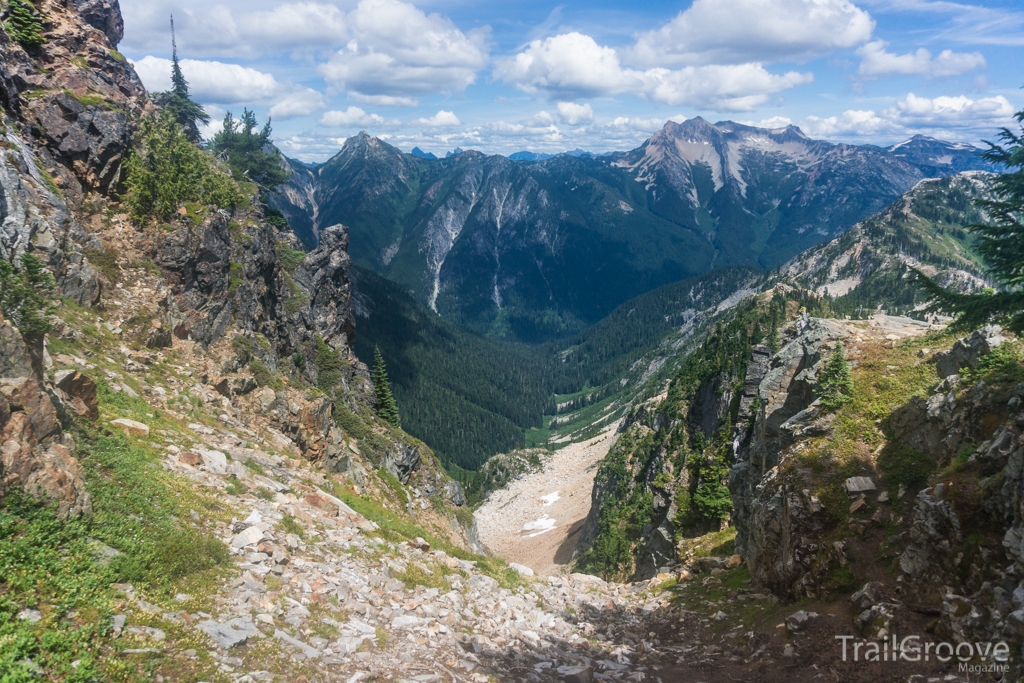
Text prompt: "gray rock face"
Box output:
[[730, 318, 848, 574], [382, 440, 424, 485], [933, 325, 1005, 378], [71, 0, 125, 45], [293, 224, 356, 355], [898, 487, 962, 578], [26, 93, 131, 195]]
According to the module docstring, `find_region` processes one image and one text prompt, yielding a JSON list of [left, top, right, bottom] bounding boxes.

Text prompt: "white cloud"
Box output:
[[495, 33, 641, 100], [739, 115, 796, 129], [556, 102, 593, 125], [350, 93, 419, 107], [629, 0, 874, 67], [643, 64, 813, 109], [607, 116, 670, 132], [856, 39, 986, 79], [527, 110, 555, 126], [801, 92, 1016, 140], [412, 110, 462, 127], [495, 32, 812, 111], [893, 92, 1014, 127], [802, 109, 895, 137], [319, 106, 398, 128], [318, 0, 489, 100], [120, 1, 349, 56], [132, 56, 324, 119]]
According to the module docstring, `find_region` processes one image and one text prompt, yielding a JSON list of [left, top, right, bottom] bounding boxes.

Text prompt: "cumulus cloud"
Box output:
[[629, 0, 874, 67], [318, 0, 489, 100], [121, 1, 349, 56], [856, 40, 986, 79], [894, 92, 1014, 127], [556, 102, 593, 125], [801, 92, 1016, 140], [495, 33, 812, 111], [607, 116, 671, 133], [412, 110, 462, 127], [319, 106, 398, 128], [132, 56, 324, 118]]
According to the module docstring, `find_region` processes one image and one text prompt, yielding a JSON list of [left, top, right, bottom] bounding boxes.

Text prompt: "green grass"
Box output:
[[0, 416, 232, 682], [280, 514, 304, 539], [376, 468, 409, 506]]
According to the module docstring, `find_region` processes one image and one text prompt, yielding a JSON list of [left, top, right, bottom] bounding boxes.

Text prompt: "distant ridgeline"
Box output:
[[271, 119, 991, 344]]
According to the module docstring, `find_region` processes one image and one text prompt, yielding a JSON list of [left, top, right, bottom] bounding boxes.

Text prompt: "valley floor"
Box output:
[[475, 423, 620, 575]]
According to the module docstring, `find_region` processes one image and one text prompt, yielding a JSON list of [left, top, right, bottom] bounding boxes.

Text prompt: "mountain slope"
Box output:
[[572, 170, 992, 582], [271, 121, 990, 342]]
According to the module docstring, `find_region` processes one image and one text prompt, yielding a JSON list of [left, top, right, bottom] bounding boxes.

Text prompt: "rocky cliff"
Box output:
[[0, 0, 470, 537]]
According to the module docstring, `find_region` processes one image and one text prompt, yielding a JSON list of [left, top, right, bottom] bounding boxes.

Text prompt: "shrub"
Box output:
[[315, 336, 345, 391], [5, 0, 44, 48], [122, 111, 244, 222], [0, 253, 56, 338]]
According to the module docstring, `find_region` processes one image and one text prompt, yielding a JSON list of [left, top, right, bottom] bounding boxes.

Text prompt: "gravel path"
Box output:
[[475, 423, 621, 575]]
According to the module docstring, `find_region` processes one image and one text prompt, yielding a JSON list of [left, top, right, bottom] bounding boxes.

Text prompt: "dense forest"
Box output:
[[351, 265, 761, 471]]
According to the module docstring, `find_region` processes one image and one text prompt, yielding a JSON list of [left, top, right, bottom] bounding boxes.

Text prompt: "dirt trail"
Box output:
[[474, 422, 620, 575]]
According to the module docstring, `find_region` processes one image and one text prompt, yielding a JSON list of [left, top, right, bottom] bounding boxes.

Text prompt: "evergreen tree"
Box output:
[[915, 105, 1024, 333], [817, 341, 854, 411], [5, 0, 44, 48], [209, 109, 290, 188], [157, 15, 209, 142], [0, 253, 56, 338], [122, 110, 244, 221], [371, 346, 400, 427]]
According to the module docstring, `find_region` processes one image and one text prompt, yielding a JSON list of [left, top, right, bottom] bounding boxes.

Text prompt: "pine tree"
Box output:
[[5, 0, 44, 48], [372, 346, 400, 427], [157, 15, 209, 142], [915, 105, 1024, 334], [817, 341, 854, 411]]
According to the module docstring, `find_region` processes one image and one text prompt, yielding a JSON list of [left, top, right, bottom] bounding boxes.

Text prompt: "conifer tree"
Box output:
[[210, 109, 289, 188], [371, 346, 400, 427], [0, 253, 55, 338], [817, 341, 854, 411], [5, 0, 44, 48], [915, 105, 1024, 333], [158, 15, 209, 142]]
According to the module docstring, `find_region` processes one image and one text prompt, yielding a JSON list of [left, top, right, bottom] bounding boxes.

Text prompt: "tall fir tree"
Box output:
[[371, 346, 400, 427], [158, 15, 209, 143], [915, 104, 1024, 333], [817, 341, 855, 411]]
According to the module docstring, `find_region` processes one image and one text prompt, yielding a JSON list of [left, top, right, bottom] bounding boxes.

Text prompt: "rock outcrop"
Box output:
[[2, 0, 146, 203], [729, 315, 937, 596], [0, 319, 91, 518]]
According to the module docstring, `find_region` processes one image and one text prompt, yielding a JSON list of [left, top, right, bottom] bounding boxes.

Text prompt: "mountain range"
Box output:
[[270, 119, 991, 342]]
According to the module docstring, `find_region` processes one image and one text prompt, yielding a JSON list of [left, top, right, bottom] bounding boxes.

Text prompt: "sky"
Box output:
[[118, 0, 1024, 162]]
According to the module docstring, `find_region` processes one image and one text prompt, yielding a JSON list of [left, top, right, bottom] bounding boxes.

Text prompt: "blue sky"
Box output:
[[119, 0, 1024, 161]]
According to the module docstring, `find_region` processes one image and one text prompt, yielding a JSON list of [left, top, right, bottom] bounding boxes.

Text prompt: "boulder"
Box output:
[[54, 370, 98, 421], [110, 418, 149, 437], [197, 617, 259, 649], [934, 326, 1005, 379]]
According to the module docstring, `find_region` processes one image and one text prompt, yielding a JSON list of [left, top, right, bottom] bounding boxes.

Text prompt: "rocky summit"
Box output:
[[1, 0, 1023, 681]]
